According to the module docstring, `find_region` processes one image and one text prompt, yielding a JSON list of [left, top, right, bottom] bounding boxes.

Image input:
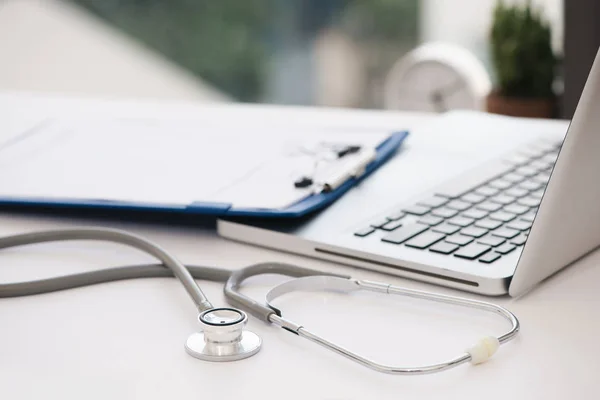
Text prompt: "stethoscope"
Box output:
[[0, 228, 519, 375]]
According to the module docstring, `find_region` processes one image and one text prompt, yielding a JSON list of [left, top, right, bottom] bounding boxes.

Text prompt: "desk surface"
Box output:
[[1, 95, 598, 400]]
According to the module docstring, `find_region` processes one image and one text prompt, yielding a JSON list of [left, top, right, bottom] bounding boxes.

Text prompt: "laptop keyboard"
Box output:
[[354, 139, 562, 264]]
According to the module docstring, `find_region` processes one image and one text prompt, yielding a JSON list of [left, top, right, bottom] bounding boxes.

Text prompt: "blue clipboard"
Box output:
[[0, 122, 408, 219]]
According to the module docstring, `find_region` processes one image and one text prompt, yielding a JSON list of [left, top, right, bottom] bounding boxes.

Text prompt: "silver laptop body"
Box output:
[[219, 49, 600, 297]]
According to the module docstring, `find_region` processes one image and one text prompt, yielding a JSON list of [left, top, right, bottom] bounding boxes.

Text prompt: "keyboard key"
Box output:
[[491, 227, 520, 239], [429, 241, 459, 254], [502, 173, 525, 184], [506, 219, 532, 231], [519, 179, 544, 191], [417, 196, 448, 208], [514, 166, 538, 177], [461, 208, 489, 220], [530, 188, 545, 200], [405, 231, 446, 249], [460, 226, 488, 238], [517, 196, 541, 208], [479, 252, 501, 264], [530, 159, 552, 171], [503, 204, 529, 215], [533, 172, 552, 184], [495, 243, 517, 254], [474, 218, 503, 230], [431, 207, 459, 219], [402, 205, 431, 216], [521, 212, 537, 223], [488, 211, 516, 222], [541, 153, 559, 164], [434, 160, 513, 198], [418, 215, 444, 226], [505, 187, 529, 198], [474, 185, 500, 197], [381, 224, 429, 244], [477, 235, 505, 247], [354, 227, 375, 237], [370, 218, 390, 228], [381, 219, 404, 231], [446, 200, 472, 211], [546, 150, 560, 158], [445, 234, 474, 246], [488, 179, 512, 190], [454, 243, 491, 260], [476, 201, 503, 212], [386, 210, 406, 221], [511, 234, 528, 246], [432, 223, 461, 235], [447, 216, 475, 227], [461, 193, 486, 204], [489, 194, 517, 205]]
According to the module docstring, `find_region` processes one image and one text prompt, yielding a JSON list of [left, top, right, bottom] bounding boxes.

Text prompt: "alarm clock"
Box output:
[[383, 42, 491, 112]]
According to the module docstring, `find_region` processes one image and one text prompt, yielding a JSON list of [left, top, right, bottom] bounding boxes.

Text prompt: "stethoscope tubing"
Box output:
[[0, 228, 519, 375]]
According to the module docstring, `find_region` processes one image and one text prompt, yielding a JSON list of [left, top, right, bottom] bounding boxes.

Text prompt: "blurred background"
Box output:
[[1, 0, 595, 118]]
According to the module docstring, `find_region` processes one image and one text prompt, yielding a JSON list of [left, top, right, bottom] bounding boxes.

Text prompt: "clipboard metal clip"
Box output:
[[320, 147, 377, 192], [293, 146, 377, 193]]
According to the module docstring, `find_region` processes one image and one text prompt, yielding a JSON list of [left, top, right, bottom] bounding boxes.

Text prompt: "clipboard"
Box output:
[[0, 116, 408, 219]]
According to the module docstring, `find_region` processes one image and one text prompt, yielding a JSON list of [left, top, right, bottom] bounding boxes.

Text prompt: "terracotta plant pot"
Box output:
[[486, 92, 555, 118]]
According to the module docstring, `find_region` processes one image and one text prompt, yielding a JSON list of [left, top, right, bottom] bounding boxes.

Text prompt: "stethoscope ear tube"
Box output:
[[262, 275, 520, 375], [224, 262, 350, 322]]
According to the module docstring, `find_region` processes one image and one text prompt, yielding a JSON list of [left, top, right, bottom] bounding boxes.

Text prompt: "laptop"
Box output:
[[218, 49, 600, 297]]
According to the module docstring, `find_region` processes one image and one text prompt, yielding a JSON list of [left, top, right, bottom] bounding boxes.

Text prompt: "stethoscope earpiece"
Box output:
[[185, 307, 262, 362]]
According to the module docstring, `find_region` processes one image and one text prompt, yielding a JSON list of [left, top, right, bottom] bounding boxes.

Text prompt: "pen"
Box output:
[[321, 148, 377, 192]]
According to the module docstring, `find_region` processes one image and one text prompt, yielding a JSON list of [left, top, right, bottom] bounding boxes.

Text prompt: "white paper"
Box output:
[[0, 117, 391, 210]]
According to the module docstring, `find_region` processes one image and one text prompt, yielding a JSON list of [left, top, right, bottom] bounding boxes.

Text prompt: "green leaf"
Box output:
[[489, 0, 556, 98]]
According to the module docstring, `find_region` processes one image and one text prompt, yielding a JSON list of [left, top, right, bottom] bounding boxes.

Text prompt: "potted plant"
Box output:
[[487, 0, 557, 118]]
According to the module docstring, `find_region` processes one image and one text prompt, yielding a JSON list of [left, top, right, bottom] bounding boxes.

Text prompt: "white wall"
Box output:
[[420, 0, 563, 70], [0, 0, 228, 101]]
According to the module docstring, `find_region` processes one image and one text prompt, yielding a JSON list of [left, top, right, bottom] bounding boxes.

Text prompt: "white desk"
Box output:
[[1, 95, 598, 400]]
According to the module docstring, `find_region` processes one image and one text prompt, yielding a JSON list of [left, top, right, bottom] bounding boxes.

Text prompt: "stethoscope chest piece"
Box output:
[[185, 307, 262, 362]]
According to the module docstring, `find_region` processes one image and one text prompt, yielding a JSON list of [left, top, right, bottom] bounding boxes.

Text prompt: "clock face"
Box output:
[[390, 60, 476, 112]]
